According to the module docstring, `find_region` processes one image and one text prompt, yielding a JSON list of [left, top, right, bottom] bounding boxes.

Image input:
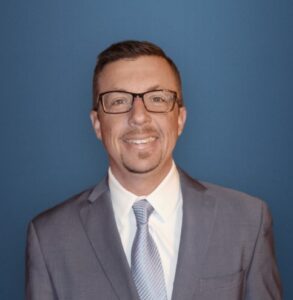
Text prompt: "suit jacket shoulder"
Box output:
[[26, 176, 139, 300], [179, 168, 266, 228], [173, 168, 282, 300], [31, 177, 108, 228]]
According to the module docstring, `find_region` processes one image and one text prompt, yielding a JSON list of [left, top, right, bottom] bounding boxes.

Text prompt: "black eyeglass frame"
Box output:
[[95, 89, 180, 114]]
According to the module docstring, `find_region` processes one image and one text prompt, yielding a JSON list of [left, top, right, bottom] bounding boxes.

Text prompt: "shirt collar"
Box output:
[[146, 162, 181, 222], [108, 168, 137, 223], [108, 161, 181, 224]]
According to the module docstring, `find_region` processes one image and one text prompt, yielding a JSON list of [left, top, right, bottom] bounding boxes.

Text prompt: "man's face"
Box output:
[[90, 55, 186, 181]]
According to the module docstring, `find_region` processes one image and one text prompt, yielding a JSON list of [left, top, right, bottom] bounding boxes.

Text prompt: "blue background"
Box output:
[[1, 0, 292, 298]]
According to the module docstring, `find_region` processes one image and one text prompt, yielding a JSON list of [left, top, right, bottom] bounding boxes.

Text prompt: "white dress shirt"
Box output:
[[108, 162, 183, 300]]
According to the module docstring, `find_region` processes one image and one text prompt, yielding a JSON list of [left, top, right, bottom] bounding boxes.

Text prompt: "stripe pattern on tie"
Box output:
[[131, 199, 167, 300]]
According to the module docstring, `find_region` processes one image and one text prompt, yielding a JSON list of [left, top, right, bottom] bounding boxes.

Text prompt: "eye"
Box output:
[[107, 95, 131, 107], [102, 92, 132, 112], [111, 98, 128, 106], [150, 95, 167, 103]]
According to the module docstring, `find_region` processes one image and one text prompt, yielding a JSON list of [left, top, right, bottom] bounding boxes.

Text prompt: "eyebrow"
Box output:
[[145, 85, 162, 91], [100, 85, 165, 94]]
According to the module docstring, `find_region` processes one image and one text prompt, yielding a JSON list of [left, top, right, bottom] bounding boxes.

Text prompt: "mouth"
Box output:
[[123, 136, 157, 145]]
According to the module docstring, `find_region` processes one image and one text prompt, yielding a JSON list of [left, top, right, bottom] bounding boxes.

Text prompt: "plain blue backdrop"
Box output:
[[1, 0, 292, 298]]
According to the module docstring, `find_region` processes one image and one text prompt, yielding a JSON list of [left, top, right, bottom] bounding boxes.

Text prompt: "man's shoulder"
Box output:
[[179, 168, 267, 218], [31, 187, 93, 227], [202, 180, 265, 216], [31, 176, 108, 228]]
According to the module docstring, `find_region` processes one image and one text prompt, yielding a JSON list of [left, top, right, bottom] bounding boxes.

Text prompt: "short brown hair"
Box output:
[[92, 40, 183, 109]]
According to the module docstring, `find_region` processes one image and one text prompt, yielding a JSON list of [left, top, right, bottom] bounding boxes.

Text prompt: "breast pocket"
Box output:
[[198, 270, 244, 300]]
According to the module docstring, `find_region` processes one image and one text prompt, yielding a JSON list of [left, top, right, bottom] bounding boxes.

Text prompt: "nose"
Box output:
[[128, 96, 151, 126]]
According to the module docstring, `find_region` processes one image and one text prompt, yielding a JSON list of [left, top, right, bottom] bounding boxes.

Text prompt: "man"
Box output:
[[26, 40, 282, 300]]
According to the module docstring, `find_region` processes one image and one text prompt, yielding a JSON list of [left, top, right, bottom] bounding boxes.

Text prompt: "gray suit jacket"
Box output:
[[26, 169, 282, 300]]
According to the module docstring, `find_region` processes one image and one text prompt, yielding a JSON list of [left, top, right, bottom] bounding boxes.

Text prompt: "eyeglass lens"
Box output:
[[101, 90, 176, 113]]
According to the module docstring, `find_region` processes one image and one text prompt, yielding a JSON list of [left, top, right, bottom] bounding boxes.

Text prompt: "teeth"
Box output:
[[126, 137, 156, 144]]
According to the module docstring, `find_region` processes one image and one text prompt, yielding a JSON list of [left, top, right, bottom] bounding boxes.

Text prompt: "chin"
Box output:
[[122, 158, 162, 175], [124, 164, 159, 174]]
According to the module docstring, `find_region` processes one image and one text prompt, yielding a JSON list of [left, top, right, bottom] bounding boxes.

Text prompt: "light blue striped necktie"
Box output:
[[131, 199, 168, 300]]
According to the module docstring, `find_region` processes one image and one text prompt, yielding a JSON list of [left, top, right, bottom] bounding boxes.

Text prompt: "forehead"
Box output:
[[97, 56, 179, 93]]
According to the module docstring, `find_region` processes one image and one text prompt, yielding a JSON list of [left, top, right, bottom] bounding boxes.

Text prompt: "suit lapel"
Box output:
[[79, 178, 139, 300], [79, 170, 216, 300], [172, 170, 217, 300]]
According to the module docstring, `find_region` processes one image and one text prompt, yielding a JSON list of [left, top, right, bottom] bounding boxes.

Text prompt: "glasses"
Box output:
[[96, 89, 179, 114]]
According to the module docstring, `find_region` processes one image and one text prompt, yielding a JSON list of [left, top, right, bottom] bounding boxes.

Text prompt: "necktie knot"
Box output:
[[132, 199, 154, 226]]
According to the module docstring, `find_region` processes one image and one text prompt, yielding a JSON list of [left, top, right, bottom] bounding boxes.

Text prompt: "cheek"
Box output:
[[162, 119, 180, 148], [169, 129, 180, 148], [100, 123, 122, 153]]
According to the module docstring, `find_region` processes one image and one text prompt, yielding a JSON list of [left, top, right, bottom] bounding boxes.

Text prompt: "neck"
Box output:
[[110, 162, 173, 196]]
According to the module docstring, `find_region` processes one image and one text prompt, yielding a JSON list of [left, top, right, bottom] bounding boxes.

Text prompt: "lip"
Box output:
[[121, 132, 159, 149], [124, 136, 157, 145]]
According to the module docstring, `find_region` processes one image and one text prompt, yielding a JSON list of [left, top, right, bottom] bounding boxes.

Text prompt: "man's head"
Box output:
[[90, 40, 186, 193], [92, 40, 183, 109]]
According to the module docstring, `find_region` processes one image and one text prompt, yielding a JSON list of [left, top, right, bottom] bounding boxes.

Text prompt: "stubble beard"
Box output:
[[121, 150, 162, 174]]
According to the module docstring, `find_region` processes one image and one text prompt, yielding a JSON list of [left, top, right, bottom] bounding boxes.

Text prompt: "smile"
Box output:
[[124, 137, 157, 145]]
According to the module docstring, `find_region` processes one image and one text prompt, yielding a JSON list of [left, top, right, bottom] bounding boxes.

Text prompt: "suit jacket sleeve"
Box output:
[[245, 202, 282, 299], [26, 221, 57, 300]]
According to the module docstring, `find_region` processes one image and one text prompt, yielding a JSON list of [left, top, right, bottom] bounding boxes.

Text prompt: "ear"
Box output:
[[90, 110, 102, 140], [177, 106, 187, 136]]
